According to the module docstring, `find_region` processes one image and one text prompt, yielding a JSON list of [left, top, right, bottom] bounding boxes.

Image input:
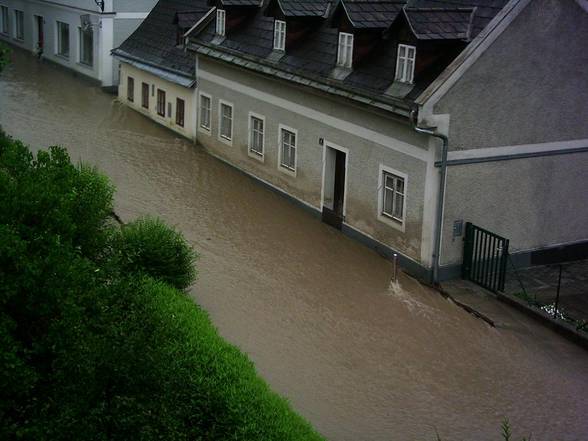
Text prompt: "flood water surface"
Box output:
[[1, 51, 587, 441]]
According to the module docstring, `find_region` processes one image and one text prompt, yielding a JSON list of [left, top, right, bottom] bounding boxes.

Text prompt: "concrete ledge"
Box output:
[[496, 292, 588, 350]]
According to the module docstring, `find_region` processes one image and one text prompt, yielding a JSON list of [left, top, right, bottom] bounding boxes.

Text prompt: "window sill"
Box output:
[[248, 149, 264, 163], [218, 134, 233, 146], [77, 61, 94, 70], [55, 53, 70, 61], [377, 212, 405, 233], [278, 163, 296, 178], [198, 125, 211, 136]]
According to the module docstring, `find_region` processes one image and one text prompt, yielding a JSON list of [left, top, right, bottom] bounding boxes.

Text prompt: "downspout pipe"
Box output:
[[410, 109, 449, 286]]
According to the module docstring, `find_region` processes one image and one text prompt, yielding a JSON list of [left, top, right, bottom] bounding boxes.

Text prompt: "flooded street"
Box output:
[[2, 50, 588, 441]]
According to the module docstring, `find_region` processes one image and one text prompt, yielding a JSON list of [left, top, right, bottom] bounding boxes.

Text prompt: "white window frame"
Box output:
[[277, 124, 297, 176], [13, 9, 23, 41], [0, 6, 9, 35], [56, 21, 69, 58], [198, 91, 212, 134], [218, 99, 233, 145], [78, 26, 93, 67], [336, 32, 353, 68], [273, 19, 286, 51], [395, 43, 416, 84], [247, 111, 265, 161], [377, 164, 407, 232], [216, 9, 225, 36]]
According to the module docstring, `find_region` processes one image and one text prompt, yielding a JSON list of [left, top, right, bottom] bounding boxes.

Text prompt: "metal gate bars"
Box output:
[[462, 222, 509, 293]]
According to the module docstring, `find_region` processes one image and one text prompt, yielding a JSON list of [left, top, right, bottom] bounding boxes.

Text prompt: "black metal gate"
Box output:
[[462, 222, 509, 293]]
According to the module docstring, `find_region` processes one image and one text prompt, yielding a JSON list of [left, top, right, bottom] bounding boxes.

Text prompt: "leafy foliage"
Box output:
[[0, 43, 10, 73], [0, 132, 324, 441]]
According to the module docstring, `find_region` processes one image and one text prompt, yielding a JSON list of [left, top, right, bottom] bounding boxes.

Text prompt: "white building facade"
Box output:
[[0, 0, 157, 87]]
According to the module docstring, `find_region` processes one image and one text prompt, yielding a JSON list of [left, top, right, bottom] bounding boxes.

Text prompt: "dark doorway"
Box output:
[[322, 146, 347, 229], [35, 16, 44, 53]]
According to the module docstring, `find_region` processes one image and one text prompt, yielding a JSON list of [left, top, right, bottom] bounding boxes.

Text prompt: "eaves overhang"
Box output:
[[187, 42, 412, 118], [112, 50, 196, 88]]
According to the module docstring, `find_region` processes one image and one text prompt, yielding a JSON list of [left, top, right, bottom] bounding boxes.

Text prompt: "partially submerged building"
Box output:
[[0, 0, 158, 87], [113, 0, 588, 283]]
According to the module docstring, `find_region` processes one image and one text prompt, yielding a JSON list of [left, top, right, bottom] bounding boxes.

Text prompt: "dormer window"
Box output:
[[395, 44, 416, 83], [216, 9, 226, 36], [337, 32, 353, 68], [273, 20, 286, 51]]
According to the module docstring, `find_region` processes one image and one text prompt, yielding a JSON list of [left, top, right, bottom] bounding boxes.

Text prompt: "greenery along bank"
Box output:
[[0, 131, 324, 441]]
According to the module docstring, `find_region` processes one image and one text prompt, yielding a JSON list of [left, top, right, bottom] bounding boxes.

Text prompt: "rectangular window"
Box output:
[[127, 76, 134, 102], [279, 127, 296, 171], [199, 93, 211, 131], [219, 101, 233, 142], [273, 20, 286, 51], [157, 89, 166, 117], [337, 32, 353, 68], [79, 27, 93, 66], [382, 171, 405, 222], [0, 6, 9, 35], [56, 21, 69, 57], [176, 98, 185, 127], [216, 9, 225, 36], [249, 113, 264, 156], [141, 82, 149, 108], [14, 10, 23, 41], [395, 44, 416, 83]]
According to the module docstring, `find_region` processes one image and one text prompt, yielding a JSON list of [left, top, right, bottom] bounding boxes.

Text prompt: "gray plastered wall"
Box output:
[[196, 57, 431, 263], [440, 152, 588, 267], [434, 0, 588, 151]]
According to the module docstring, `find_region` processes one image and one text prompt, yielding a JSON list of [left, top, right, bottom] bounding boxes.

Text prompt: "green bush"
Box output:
[[117, 217, 197, 290], [0, 132, 324, 441]]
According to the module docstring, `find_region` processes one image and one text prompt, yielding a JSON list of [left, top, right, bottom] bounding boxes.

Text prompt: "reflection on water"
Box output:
[[1, 50, 587, 441]]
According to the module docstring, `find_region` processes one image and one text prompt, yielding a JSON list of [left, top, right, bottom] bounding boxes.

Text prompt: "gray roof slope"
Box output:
[[221, 0, 263, 6], [113, 0, 211, 78], [404, 7, 476, 40], [342, 1, 404, 29], [278, 0, 331, 17]]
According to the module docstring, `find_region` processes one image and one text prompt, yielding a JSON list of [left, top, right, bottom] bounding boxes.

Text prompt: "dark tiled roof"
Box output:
[[409, 0, 508, 37], [221, 0, 263, 6], [113, 0, 212, 78], [404, 7, 475, 40], [175, 10, 208, 28], [278, 0, 331, 17], [342, 1, 404, 29]]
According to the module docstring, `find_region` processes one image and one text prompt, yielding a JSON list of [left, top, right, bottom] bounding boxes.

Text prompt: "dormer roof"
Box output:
[[174, 9, 210, 28], [339, 0, 404, 30], [219, 0, 263, 7], [275, 0, 331, 18], [403, 7, 476, 40]]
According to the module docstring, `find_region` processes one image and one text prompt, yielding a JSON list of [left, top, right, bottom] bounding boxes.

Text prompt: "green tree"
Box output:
[[0, 43, 10, 72]]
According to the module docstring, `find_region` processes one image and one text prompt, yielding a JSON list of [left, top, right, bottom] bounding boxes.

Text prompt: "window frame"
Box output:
[[56, 21, 70, 58], [336, 32, 354, 68], [377, 164, 407, 231], [273, 19, 286, 51], [141, 82, 149, 109], [13, 9, 23, 41], [156, 88, 166, 117], [218, 99, 233, 145], [0, 6, 9, 35], [395, 43, 416, 84], [198, 91, 212, 134], [175, 97, 185, 127], [78, 26, 94, 67], [127, 76, 134, 102], [277, 124, 298, 176], [216, 9, 225, 36], [247, 111, 265, 161]]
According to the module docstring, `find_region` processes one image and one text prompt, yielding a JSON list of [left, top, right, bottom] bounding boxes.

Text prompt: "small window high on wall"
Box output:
[[216, 9, 225, 36], [337, 32, 353, 68], [395, 44, 416, 84], [273, 20, 286, 51]]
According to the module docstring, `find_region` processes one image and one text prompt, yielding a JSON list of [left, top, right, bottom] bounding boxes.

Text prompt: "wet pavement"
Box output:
[[1, 50, 588, 441]]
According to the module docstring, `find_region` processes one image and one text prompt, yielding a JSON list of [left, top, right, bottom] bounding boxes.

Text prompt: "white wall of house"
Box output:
[[195, 57, 434, 267], [119, 63, 196, 140], [0, 0, 154, 86]]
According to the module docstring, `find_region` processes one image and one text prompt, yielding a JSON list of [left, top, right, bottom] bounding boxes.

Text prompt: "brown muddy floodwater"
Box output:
[[1, 50, 587, 441]]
